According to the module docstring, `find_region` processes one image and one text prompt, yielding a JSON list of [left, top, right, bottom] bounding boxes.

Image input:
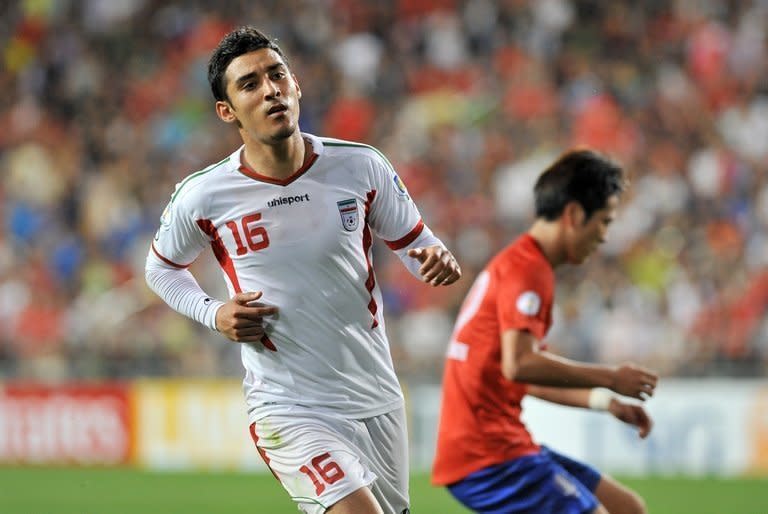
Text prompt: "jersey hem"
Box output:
[[247, 397, 405, 424], [432, 445, 541, 486]]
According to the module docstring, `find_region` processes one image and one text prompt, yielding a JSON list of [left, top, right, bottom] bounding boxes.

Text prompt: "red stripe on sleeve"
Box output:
[[151, 242, 192, 269], [385, 219, 425, 250]]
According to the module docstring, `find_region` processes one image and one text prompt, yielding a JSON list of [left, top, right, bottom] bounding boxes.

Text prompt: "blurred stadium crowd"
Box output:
[[1, 0, 767, 382]]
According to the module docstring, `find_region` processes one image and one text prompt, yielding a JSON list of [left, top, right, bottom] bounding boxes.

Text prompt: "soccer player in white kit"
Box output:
[[144, 26, 461, 514]]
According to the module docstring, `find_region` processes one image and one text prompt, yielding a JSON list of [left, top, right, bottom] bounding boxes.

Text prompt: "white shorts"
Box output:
[[249, 405, 410, 514]]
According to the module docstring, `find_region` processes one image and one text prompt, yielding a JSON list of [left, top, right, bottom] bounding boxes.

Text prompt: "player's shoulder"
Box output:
[[491, 235, 551, 281], [315, 135, 390, 167], [169, 153, 237, 205]]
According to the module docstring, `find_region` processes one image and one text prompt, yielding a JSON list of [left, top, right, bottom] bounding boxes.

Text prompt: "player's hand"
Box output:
[[608, 399, 653, 438], [215, 292, 279, 345], [610, 363, 658, 401], [407, 246, 461, 286]]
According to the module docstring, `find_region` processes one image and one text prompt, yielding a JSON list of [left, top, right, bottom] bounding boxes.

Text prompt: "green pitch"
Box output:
[[0, 467, 766, 513]]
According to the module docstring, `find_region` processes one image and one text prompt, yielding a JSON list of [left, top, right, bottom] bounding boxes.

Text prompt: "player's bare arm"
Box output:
[[527, 385, 654, 439], [501, 329, 658, 400], [215, 291, 279, 343], [526, 385, 592, 408], [407, 245, 462, 286]]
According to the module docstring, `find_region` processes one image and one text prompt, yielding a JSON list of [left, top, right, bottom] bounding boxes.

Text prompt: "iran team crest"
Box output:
[[337, 199, 359, 231]]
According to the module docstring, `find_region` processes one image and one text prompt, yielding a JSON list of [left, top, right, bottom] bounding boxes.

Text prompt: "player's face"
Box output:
[[217, 49, 301, 143], [567, 195, 619, 264]]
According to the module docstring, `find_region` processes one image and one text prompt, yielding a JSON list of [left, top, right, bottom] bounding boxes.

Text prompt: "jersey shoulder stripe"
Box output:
[[170, 156, 231, 203], [320, 138, 396, 173]]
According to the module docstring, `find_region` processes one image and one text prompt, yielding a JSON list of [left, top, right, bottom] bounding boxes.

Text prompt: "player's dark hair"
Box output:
[[534, 149, 627, 222], [208, 26, 289, 102]]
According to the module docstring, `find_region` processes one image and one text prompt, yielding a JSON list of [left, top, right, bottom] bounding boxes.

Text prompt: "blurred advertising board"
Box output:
[[0, 380, 263, 470], [408, 379, 768, 476], [131, 379, 264, 471], [0, 382, 132, 465], [2, 378, 766, 476]]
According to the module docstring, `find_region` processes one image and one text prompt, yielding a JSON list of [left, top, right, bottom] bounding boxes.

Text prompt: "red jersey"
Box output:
[[432, 234, 555, 485]]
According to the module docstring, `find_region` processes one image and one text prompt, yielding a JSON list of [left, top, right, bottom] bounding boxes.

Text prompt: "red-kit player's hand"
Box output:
[[608, 398, 653, 438], [610, 363, 658, 401], [215, 292, 279, 344], [407, 246, 462, 286]]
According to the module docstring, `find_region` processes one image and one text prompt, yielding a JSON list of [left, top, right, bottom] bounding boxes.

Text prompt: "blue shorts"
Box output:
[[447, 446, 601, 514]]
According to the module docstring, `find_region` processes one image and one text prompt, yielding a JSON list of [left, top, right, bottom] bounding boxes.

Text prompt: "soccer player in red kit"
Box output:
[[432, 149, 657, 514]]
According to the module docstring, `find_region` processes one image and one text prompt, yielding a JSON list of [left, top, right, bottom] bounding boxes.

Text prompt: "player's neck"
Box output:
[[241, 133, 310, 180], [527, 220, 566, 268]]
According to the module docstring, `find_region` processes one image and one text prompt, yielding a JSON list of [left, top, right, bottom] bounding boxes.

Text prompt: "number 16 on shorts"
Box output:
[[299, 452, 345, 495], [250, 416, 379, 510]]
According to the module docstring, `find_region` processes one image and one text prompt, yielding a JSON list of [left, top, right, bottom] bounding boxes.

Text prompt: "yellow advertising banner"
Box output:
[[749, 387, 768, 474], [132, 379, 266, 471]]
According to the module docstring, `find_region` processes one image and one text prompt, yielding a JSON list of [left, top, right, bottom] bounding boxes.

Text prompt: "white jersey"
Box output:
[[151, 133, 436, 421]]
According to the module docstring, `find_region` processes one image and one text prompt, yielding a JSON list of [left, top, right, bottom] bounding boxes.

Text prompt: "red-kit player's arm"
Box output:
[[526, 384, 654, 438], [500, 329, 614, 387], [500, 329, 656, 401]]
